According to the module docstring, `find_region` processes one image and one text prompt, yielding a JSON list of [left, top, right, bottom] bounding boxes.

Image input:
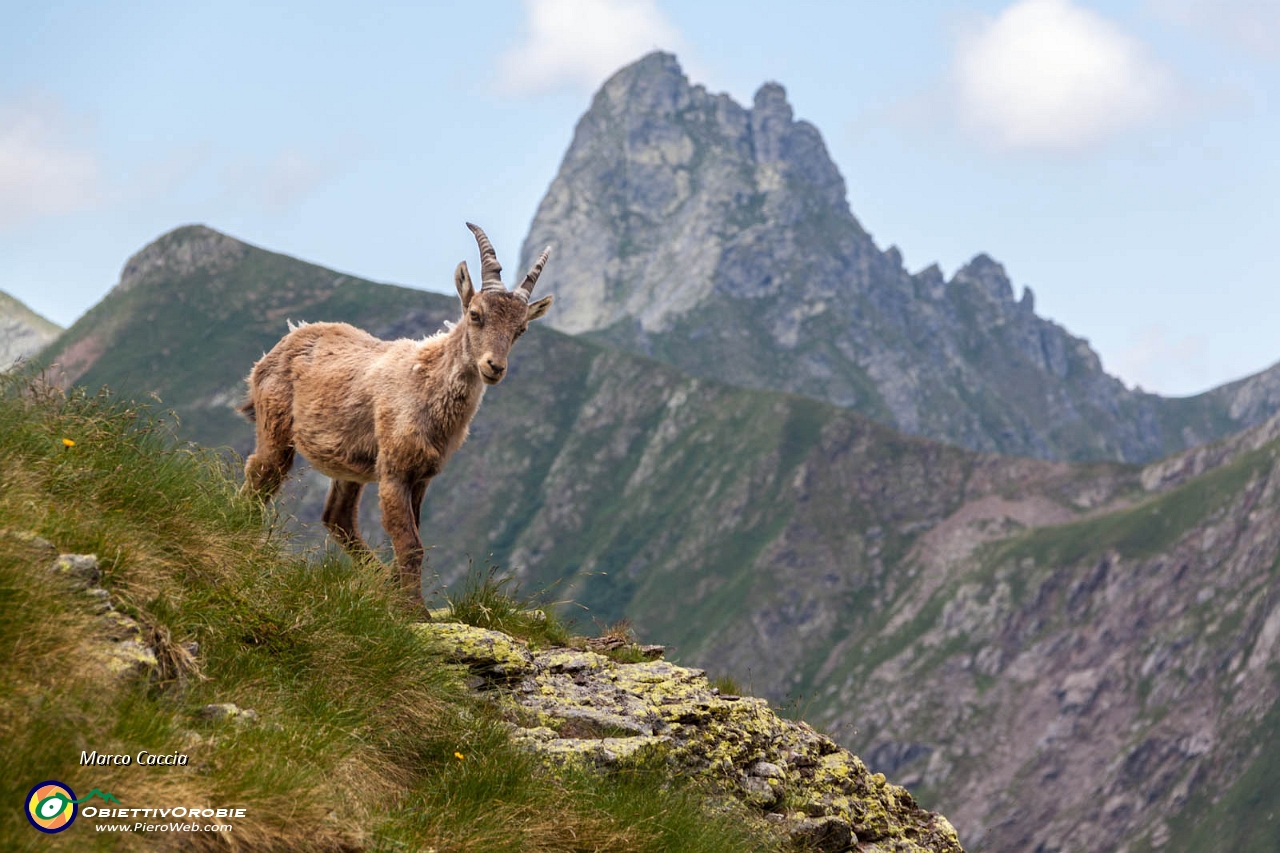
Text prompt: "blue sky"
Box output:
[[2, 0, 1277, 395]]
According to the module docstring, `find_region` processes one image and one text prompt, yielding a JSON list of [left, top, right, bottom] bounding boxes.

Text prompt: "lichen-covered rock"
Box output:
[[0, 528, 58, 557], [426, 620, 963, 852], [46, 552, 161, 682], [788, 815, 855, 852], [413, 622, 535, 679], [84, 586, 113, 614], [199, 703, 259, 726], [102, 639, 159, 679], [50, 553, 102, 587]]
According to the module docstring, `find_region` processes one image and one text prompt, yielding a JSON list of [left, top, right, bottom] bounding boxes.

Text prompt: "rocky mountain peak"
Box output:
[[750, 82, 793, 162], [596, 50, 689, 118], [951, 253, 1014, 304], [116, 224, 248, 295], [522, 52, 870, 337], [1019, 285, 1036, 312], [520, 52, 1280, 463], [913, 263, 948, 300]]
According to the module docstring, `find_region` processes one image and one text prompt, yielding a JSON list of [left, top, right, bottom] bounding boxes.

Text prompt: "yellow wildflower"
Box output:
[[62, 438, 76, 447], [454, 752, 465, 761]]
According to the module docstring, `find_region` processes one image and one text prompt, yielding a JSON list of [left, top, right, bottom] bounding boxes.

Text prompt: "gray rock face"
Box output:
[[524, 52, 872, 339], [1, 289, 61, 370], [521, 52, 1280, 463], [115, 224, 248, 295]]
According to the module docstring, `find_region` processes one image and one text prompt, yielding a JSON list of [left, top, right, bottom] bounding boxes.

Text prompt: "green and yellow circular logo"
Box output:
[[26, 781, 77, 833]]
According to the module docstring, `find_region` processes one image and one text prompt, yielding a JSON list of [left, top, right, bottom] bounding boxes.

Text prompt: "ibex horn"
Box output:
[[515, 246, 552, 303], [466, 222, 505, 291]]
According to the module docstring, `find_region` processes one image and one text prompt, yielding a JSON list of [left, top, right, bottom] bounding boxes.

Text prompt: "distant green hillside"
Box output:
[[40, 225, 440, 449], [40, 224, 1280, 853], [1, 289, 62, 368]]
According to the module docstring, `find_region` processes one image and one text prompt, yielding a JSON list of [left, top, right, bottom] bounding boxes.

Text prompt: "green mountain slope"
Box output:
[[519, 52, 1280, 464], [40, 224, 1280, 852], [814, 414, 1280, 852]]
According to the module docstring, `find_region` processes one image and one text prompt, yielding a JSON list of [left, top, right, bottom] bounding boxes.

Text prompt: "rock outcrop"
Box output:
[[417, 621, 964, 853], [113, 224, 248, 295], [24, 539, 160, 679], [520, 52, 1280, 463]]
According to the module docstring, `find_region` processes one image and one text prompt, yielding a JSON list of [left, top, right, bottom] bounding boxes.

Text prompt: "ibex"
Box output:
[[239, 223, 553, 604]]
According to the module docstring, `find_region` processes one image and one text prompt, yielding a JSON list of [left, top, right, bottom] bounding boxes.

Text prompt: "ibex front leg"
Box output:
[[378, 473, 429, 605]]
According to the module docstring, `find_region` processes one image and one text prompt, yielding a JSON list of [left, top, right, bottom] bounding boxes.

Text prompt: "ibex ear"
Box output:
[[526, 295, 553, 322], [455, 261, 474, 308]]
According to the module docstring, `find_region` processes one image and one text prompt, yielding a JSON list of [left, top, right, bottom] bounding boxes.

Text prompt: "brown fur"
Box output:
[[240, 235, 552, 604]]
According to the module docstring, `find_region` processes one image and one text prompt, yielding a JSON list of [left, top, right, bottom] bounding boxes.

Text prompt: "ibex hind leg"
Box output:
[[323, 480, 372, 559], [411, 479, 427, 530]]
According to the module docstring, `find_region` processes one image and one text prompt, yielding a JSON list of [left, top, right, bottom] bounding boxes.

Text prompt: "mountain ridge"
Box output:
[[519, 51, 1280, 464]]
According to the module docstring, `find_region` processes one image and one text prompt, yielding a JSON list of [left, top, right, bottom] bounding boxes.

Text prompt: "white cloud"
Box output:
[[225, 148, 340, 213], [1146, 0, 1280, 61], [130, 144, 209, 202], [0, 96, 100, 228], [1110, 324, 1210, 395], [259, 149, 335, 212], [952, 0, 1179, 149], [498, 0, 685, 95]]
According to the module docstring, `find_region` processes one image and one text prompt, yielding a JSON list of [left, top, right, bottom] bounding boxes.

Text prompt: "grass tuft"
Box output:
[[710, 674, 743, 696], [445, 564, 574, 649]]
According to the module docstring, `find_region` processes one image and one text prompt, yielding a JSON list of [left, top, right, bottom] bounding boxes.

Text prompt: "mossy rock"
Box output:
[[430, 619, 964, 852], [413, 621, 535, 678]]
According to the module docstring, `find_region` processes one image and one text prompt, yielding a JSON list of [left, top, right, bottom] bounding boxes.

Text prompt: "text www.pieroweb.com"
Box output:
[[95, 822, 234, 833], [83, 806, 241, 833]]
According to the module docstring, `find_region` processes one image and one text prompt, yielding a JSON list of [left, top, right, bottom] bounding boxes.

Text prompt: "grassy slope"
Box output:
[[0, 375, 775, 852], [1158, 699, 1280, 853]]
